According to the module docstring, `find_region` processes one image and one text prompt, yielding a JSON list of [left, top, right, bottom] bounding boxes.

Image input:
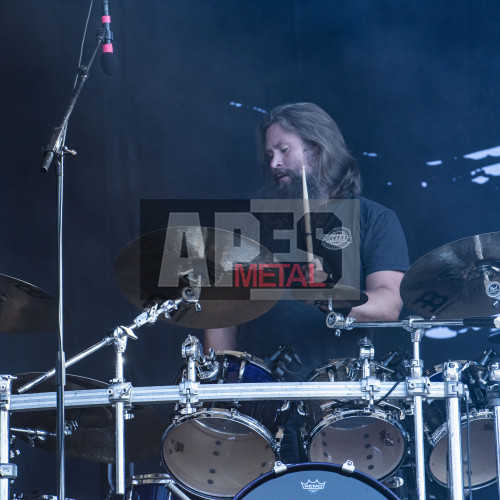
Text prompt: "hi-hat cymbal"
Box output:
[[11, 373, 168, 463], [114, 227, 280, 329], [400, 232, 500, 319], [0, 274, 59, 334]]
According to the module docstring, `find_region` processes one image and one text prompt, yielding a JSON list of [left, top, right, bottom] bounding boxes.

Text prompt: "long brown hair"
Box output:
[[257, 102, 361, 197]]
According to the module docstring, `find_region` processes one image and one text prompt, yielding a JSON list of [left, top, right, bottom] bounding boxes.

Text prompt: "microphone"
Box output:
[[100, 0, 116, 75]]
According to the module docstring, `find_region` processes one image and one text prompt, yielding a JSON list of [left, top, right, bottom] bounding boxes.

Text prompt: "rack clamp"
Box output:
[[0, 375, 15, 411], [107, 381, 133, 407], [0, 463, 17, 480], [361, 376, 381, 400], [178, 380, 200, 415], [406, 376, 431, 397], [0, 375, 17, 480], [443, 361, 466, 399]]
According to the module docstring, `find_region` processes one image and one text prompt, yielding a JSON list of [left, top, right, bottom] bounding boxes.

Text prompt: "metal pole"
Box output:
[[0, 376, 16, 500], [494, 406, 500, 500], [444, 361, 464, 500], [487, 361, 500, 500], [408, 327, 427, 500], [112, 330, 128, 495]]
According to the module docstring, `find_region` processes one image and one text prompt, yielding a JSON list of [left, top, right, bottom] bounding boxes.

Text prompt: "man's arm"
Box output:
[[349, 270, 404, 321], [307, 258, 404, 321]]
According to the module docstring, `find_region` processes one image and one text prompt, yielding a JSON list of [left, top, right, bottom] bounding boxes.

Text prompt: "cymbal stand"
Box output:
[[0, 376, 16, 500], [487, 361, 500, 500], [401, 318, 428, 500], [442, 361, 465, 499], [14, 287, 201, 496], [18, 286, 200, 395]]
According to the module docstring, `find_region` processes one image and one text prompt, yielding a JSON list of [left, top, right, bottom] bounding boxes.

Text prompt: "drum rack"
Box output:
[[1, 297, 500, 500], [0, 371, 486, 500]]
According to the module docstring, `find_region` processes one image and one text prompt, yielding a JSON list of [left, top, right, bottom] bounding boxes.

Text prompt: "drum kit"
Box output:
[[0, 230, 500, 500]]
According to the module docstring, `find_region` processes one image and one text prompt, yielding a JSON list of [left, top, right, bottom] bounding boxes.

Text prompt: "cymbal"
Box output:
[[114, 227, 280, 329], [0, 274, 60, 334], [11, 373, 168, 463], [290, 283, 368, 310], [400, 232, 500, 319]]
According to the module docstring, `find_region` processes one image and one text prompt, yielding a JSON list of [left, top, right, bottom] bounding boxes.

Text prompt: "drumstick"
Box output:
[[302, 165, 314, 263]]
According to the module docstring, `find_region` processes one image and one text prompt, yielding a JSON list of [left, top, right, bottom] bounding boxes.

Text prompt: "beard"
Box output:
[[261, 167, 330, 200]]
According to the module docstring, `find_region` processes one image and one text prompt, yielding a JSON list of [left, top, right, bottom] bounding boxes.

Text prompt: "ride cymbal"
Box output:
[[400, 232, 500, 319]]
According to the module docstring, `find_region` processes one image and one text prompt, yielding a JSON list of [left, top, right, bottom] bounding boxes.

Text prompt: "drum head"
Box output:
[[429, 411, 496, 489], [234, 463, 400, 499], [162, 410, 277, 497], [308, 413, 406, 480]]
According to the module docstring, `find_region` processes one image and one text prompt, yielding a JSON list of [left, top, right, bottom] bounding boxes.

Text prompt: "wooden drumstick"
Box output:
[[302, 165, 314, 263]]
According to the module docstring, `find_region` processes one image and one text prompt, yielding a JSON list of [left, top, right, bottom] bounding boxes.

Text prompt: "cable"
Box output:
[[73, 0, 94, 90]]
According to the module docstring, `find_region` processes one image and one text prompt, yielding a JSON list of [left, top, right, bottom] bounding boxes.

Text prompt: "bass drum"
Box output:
[[233, 462, 401, 499], [303, 358, 408, 480], [162, 351, 282, 499], [425, 361, 496, 490]]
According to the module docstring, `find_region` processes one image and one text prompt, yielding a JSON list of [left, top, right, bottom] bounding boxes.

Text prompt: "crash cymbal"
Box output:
[[0, 274, 59, 334], [291, 283, 368, 310], [114, 226, 280, 329], [11, 373, 168, 463], [400, 232, 500, 319]]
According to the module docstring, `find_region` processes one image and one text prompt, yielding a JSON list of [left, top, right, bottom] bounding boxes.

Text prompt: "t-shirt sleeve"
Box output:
[[361, 206, 410, 277]]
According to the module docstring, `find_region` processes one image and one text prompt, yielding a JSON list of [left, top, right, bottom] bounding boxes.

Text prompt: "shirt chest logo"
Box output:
[[322, 227, 352, 250]]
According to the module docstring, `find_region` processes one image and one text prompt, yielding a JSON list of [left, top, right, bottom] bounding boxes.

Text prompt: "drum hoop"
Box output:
[[214, 350, 273, 374], [426, 360, 477, 378], [427, 407, 497, 490], [162, 407, 279, 452], [130, 473, 172, 485], [233, 462, 400, 499], [310, 407, 408, 437], [304, 409, 408, 480], [162, 408, 279, 499], [306, 357, 357, 380], [428, 408, 493, 446]]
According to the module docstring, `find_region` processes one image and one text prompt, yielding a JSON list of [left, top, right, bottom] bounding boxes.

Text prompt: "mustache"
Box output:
[[272, 168, 301, 182]]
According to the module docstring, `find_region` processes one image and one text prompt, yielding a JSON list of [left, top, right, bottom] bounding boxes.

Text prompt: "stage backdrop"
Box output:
[[0, 1, 499, 497]]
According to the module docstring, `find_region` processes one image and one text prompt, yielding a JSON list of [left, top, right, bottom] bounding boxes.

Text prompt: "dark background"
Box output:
[[1, 1, 499, 497]]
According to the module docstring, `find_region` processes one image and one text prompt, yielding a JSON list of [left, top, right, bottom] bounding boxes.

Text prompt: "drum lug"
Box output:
[[341, 460, 355, 474], [273, 460, 288, 475], [275, 425, 284, 447]]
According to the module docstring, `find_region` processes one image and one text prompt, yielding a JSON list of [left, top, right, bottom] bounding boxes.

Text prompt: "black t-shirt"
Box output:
[[237, 195, 410, 380]]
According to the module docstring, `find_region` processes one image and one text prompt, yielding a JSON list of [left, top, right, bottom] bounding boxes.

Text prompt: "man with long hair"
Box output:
[[206, 103, 408, 352], [204, 103, 409, 466]]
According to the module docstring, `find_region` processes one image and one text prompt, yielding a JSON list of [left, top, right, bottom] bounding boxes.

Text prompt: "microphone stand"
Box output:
[[39, 31, 107, 500]]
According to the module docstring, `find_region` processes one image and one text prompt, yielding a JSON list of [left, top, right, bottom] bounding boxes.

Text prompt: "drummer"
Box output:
[[205, 102, 409, 458]]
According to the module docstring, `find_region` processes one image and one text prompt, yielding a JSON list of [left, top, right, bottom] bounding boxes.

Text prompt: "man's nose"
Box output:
[[269, 153, 282, 169]]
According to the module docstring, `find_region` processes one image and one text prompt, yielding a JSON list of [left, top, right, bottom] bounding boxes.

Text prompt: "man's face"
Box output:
[[265, 123, 311, 186], [264, 123, 326, 199]]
